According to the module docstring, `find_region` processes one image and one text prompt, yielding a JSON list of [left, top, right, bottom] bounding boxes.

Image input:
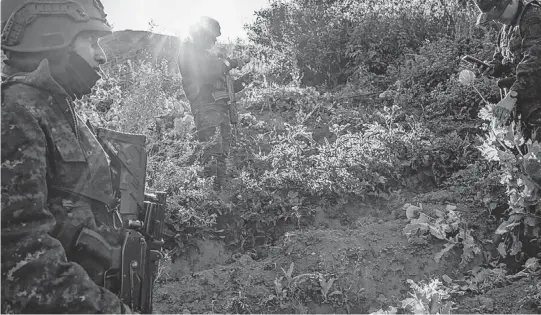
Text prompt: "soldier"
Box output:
[[474, 0, 541, 142], [1, 0, 130, 313], [177, 16, 250, 191]]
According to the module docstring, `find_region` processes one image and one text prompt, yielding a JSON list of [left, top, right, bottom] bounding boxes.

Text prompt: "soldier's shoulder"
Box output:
[[2, 81, 51, 115], [522, 1, 541, 22], [518, 2, 541, 38]]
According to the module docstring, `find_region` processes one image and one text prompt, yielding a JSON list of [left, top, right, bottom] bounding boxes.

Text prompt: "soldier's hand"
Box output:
[[235, 84, 253, 100], [494, 90, 518, 125], [236, 57, 251, 68], [473, 61, 491, 76], [476, 60, 501, 77], [239, 72, 253, 86]]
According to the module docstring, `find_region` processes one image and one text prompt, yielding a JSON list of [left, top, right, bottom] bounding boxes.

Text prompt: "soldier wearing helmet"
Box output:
[[473, 0, 541, 142], [178, 16, 251, 191], [1, 0, 130, 313]]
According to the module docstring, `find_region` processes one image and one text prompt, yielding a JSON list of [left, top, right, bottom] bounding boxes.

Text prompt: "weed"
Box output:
[[403, 203, 481, 267]]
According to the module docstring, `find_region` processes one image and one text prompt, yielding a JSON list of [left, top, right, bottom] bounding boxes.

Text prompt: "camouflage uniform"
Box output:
[[485, 0, 541, 141], [177, 18, 246, 190], [1, 0, 128, 313], [179, 40, 233, 158]]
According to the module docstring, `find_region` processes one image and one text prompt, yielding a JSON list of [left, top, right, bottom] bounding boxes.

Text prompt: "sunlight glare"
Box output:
[[158, 1, 242, 41]]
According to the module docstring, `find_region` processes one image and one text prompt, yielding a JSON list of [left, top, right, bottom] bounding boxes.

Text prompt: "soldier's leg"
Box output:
[[194, 109, 221, 178], [213, 154, 226, 191], [523, 109, 541, 143], [212, 105, 232, 191], [195, 105, 232, 191], [519, 110, 541, 194]]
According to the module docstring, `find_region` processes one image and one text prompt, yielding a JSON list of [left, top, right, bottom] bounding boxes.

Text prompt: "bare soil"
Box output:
[[151, 196, 541, 314]]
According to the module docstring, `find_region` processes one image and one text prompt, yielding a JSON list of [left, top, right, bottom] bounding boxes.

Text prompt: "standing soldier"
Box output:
[[177, 16, 250, 191], [474, 0, 541, 142], [1, 0, 130, 313]]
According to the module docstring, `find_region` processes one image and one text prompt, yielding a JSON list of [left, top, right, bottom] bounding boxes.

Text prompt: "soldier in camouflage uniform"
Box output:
[[177, 16, 249, 191], [1, 0, 130, 313], [474, 0, 541, 142]]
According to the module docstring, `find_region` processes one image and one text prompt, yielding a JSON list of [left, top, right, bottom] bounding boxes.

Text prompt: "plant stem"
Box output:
[[473, 86, 488, 104]]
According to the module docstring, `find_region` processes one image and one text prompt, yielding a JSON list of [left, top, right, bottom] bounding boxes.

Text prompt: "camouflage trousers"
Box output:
[[192, 101, 232, 191], [521, 106, 541, 143]]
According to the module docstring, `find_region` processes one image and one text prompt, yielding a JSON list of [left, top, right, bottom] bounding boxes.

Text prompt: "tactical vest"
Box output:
[[2, 73, 123, 285], [2, 75, 116, 207], [513, 0, 540, 39], [178, 42, 228, 109]]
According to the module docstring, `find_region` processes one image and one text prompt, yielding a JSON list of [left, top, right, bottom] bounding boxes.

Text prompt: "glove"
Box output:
[[223, 58, 238, 70], [476, 60, 504, 77], [234, 85, 253, 100], [494, 90, 518, 125], [238, 72, 253, 86]]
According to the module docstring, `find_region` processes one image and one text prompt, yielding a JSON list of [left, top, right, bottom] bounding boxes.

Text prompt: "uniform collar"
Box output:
[[2, 58, 68, 96]]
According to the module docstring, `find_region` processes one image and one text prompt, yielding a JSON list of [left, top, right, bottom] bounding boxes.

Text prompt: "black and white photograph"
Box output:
[[1, 0, 541, 313]]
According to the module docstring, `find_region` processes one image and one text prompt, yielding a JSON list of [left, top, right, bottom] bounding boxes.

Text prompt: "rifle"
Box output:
[[461, 55, 490, 68], [76, 123, 166, 314], [225, 71, 239, 143]]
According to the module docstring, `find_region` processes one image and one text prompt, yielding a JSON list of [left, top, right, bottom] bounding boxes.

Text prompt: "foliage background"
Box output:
[[77, 0, 539, 281]]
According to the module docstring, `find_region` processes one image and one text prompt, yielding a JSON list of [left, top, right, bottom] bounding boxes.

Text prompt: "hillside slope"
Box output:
[[99, 30, 181, 74]]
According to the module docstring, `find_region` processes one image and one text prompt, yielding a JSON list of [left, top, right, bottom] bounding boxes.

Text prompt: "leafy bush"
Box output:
[[247, 0, 353, 86], [245, 0, 486, 87]]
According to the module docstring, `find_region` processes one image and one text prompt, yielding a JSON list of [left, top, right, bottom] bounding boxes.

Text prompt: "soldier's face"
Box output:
[[71, 32, 107, 70]]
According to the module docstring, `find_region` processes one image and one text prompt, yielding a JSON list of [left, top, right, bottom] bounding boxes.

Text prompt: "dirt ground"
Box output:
[[152, 196, 540, 314]]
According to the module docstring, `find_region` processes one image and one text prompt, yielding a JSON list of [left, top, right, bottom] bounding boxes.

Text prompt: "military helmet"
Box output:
[[189, 16, 221, 38], [1, 0, 112, 53], [474, 0, 513, 25]]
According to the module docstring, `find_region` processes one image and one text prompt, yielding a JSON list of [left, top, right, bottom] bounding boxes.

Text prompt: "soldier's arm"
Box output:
[[233, 72, 253, 92], [1, 103, 129, 314], [510, 8, 541, 100]]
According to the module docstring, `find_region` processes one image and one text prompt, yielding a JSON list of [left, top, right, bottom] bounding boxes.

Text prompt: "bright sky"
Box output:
[[101, 0, 269, 41]]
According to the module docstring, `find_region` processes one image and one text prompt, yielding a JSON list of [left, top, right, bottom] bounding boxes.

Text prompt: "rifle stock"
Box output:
[[78, 124, 166, 314]]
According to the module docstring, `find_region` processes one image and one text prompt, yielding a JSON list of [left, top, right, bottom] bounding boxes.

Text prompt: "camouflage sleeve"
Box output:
[[1, 102, 128, 314], [510, 7, 541, 100], [490, 28, 513, 76]]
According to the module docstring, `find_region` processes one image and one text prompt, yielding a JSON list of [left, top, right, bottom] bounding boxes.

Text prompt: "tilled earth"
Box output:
[[152, 200, 540, 314]]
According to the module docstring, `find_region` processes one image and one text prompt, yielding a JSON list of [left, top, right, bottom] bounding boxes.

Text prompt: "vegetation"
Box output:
[[77, 0, 540, 312]]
